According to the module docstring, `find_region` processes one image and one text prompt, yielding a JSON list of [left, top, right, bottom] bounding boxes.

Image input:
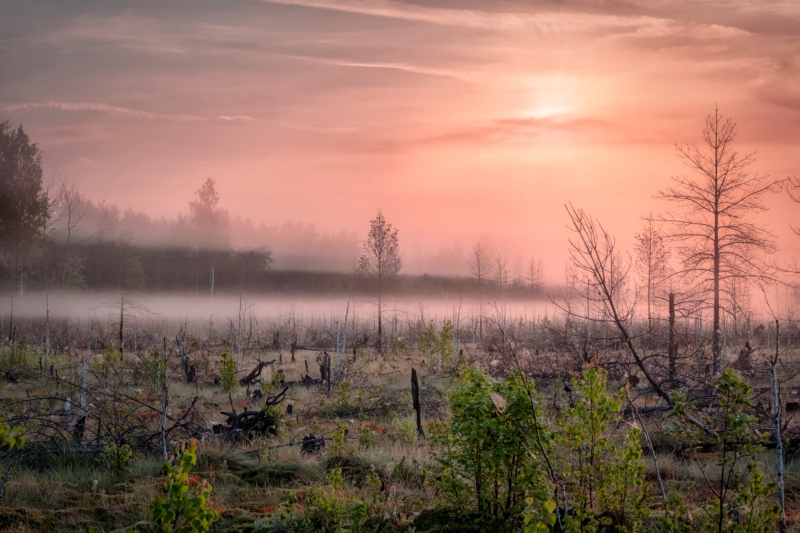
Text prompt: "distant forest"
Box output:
[[1, 122, 543, 299]]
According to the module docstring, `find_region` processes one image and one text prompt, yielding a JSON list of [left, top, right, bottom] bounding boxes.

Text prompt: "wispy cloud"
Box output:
[[216, 115, 259, 122], [282, 54, 478, 82], [407, 115, 607, 147], [3, 101, 205, 122], [3, 101, 261, 123], [262, 0, 666, 33]]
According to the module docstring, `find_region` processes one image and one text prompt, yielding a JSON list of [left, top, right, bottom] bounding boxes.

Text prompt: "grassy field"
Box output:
[[1, 325, 799, 532]]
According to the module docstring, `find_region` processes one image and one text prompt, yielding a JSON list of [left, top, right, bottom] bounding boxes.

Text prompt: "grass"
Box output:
[[1, 339, 799, 532]]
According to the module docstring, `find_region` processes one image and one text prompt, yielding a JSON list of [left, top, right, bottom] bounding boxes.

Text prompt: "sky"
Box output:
[[1, 0, 799, 281]]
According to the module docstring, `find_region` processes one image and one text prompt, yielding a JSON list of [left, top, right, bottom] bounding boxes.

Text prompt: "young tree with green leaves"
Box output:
[[435, 368, 554, 527], [558, 367, 648, 532], [671, 368, 779, 533]]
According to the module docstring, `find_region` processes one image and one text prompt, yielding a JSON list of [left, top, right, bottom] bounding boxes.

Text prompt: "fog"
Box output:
[[2, 290, 558, 328]]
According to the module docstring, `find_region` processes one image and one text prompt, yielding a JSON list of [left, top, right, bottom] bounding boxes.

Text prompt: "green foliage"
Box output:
[[96, 442, 132, 471], [524, 499, 557, 533], [93, 343, 123, 379], [0, 120, 46, 248], [389, 417, 417, 448], [671, 368, 779, 533], [0, 340, 38, 374], [418, 320, 456, 375], [148, 440, 221, 533], [254, 468, 369, 533], [140, 349, 166, 389], [329, 425, 348, 455], [261, 362, 281, 397], [219, 349, 238, 393], [0, 419, 25, 451], [411, 508, 506, 532], [388, 334, 407, 359], [433, 368, 552, 524], [557, 367, 647, 532]]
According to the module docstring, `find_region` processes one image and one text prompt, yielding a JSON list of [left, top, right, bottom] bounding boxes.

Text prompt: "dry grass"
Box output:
[[1, 340, 799, 532]]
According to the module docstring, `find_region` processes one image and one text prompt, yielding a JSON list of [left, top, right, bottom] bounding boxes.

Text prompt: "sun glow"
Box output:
[[525, 104, 572, 120]]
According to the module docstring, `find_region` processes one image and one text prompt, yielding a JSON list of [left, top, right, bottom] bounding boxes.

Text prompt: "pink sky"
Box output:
[[2, 0, 799, 280]]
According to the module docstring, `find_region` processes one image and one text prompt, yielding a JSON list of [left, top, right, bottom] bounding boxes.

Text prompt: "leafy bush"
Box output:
[[670, 368, 780, 533], [140, 349, 166, 389], [96, 441, 132, 471], [92, 343, 124, 379], [219, 349, 238, 393], [418, 320, 455, 375], [148, 439, 221, 533], [254, 468, 369, 533], [434, 368, 553, 526], [0, 419, 25, 451], [0, 341, 38, 375], [557, 367, 648, 532]]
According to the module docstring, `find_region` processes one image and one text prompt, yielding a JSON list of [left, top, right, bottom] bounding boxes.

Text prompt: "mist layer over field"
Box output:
[[2, 290, 555, 326]]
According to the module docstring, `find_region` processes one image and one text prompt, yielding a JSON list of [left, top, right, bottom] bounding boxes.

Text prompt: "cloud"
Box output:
[[3, 101, 260, 124], [281, 54, 478, 82], [262, 0, 667, 34], [216, 115, 260, 122], [3, 101, 205, 122]]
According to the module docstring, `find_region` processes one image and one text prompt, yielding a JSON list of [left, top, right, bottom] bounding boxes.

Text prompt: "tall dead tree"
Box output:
[[358, 211, 402, 349], [657, 108, 783, 374]]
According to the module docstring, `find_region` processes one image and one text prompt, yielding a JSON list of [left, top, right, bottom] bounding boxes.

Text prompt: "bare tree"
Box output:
[[656, 108, 783, 374], [634, 214, 671, 327], [58, 172, 86, 247], [525, 256, 543, 298], [358, 211, 402, 347], [558, 205, 705, 430], [561, 205, 668, 402], [468, 243, 490, 289], [468, 243, 490, 339], [109, 239, 145, 355], [494, 254, 508, 290], [56, 172, 88, 287]]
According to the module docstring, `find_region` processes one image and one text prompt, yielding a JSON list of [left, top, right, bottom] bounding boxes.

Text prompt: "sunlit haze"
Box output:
[[2, 0, 799, 280]]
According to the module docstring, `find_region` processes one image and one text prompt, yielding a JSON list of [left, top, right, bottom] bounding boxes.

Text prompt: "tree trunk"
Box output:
[[669, 293, 676, 382], [411, 368, 424, 437], [773, 320, 786, 532]]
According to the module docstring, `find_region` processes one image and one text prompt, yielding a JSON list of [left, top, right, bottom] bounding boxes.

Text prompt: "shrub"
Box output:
[[140, 349, 166, 389], [219, 349, 238, 393], [418, 320, 456, 375], [433, 368, 553, 526], [670, 368, 780, 533], [96, 441, 132, 471], [253, 468, 368, 532], [557, 367, 648, 532], [148, 439, 221, 533], [0, 419, 25, 451], [0, 341, 38, 375]]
